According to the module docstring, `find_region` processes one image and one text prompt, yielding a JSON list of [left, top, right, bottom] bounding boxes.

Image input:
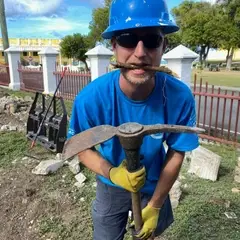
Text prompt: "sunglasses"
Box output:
[[115, 32, 163, 49]]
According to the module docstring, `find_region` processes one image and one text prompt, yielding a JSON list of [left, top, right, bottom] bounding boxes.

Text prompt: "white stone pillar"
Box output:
[[163, 45, 199, 87], [5, 47, 22, 90], [38, 47, 59, 94], [85, 45, 113, 81]]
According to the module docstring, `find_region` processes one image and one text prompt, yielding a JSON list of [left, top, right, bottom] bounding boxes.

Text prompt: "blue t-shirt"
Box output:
[[67, 70, 199, 195]]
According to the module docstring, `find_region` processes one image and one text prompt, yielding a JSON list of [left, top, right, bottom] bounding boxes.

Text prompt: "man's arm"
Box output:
[[148, 148, 185, 208], [78, 149, 113, 179]]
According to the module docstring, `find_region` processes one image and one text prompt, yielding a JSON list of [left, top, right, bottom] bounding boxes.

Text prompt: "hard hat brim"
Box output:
[[102, 19, 179, 39]]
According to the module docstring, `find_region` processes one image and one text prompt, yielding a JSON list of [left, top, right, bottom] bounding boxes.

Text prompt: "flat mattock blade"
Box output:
[[62, 125, 117, 160]]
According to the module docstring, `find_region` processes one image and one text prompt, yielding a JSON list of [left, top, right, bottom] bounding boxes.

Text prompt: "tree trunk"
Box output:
[[199, 46, 204, 66], [83, 60, 89, 71], [226, 48, 234, 71], [0, 0, 9, 64], [203, 45, 210, 67]]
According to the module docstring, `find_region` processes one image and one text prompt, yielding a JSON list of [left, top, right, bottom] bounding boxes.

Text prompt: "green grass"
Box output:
[[162, 144, 240, 240], [192, 70, 240, 88], [1, 87, 36, 99], [0, 131, 53, 168], [0, 131, 239, 240]]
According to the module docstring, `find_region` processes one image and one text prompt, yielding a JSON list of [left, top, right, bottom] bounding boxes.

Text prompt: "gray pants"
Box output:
[[91, 179, 174, 240]]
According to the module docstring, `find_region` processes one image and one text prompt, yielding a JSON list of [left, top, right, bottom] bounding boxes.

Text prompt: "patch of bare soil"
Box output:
[[0, 156, 94, 240]]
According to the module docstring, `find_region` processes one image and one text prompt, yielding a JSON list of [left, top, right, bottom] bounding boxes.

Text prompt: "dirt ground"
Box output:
[[0, 144, 95, 240], [0, 87, 95, 240], [0, 86, 167, 240]]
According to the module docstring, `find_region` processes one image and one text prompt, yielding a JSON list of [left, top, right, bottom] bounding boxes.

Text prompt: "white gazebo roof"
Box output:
[[163, 44, 199, 60], [85, 45, 113, 56]]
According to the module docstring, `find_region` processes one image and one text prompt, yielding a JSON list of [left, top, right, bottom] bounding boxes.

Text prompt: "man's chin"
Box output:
[[126, 72, 153, 85], [126, 75, 149, 85]]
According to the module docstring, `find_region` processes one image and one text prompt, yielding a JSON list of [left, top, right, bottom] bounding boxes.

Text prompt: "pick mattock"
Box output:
[[62, 122, 205, 238]]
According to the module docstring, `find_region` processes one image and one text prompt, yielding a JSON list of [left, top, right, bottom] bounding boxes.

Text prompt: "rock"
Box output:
[[235, 166, 240, 175], [9, 125, 17, 131], [74, 182, 85, 188], [92, 182, 97, 188], [169, 180, 182, 209], [0, 125, 8, 131], [179, 175, 186, 180], [9, 103, 17, 114], [19, 106, 27, 111], [75, 172, 86, 185], [188, 146, 221, 181], [224, 212, 237, 219], [234, 166, 240, 183], [24, 96, 32, 102], [232, 188, 240, 193], [32, 160, 64, 175], [55, 153, 63, 161], [68, 156, 80, 174], [234, 175, 240, 183], [0, 104, 4, 113]]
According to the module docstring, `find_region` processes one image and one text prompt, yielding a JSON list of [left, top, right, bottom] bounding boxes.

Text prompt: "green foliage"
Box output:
[[171, 0, 240, 68], [60, 33, 89, 70], [165, 32, 182, 52], [87, 0, 112, 48], [172, 1, 216, 64]]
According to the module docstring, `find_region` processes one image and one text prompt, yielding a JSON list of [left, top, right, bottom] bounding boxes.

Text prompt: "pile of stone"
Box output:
[[0, 94, 33, 132], [32, 154, 89, 189]]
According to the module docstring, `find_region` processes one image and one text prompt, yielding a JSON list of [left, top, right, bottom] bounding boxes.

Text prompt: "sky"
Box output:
[[2, 0, 214, 39]]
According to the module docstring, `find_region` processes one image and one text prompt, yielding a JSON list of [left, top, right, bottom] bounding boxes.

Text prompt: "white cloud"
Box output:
[[80, 0, 104, 8], [27, 16, 89, 32], [5, 0, 64, 17]]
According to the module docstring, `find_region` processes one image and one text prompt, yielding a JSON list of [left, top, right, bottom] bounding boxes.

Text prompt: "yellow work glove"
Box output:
[[109, 160, 146, 192], [131, 204, 160, 240]]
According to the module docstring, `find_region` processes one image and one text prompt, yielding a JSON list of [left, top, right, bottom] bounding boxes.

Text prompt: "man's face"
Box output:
[[112, 27, 166, 85]]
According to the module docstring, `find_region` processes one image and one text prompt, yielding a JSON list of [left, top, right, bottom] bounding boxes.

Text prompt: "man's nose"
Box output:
[[133, 41, 147, 58]]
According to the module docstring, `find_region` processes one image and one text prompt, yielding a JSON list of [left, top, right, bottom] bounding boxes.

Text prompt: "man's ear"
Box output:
[[163, 37, 168, 52], [111, 38, 117, 51]]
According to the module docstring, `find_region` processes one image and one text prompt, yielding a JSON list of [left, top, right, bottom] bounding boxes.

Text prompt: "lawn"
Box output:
[[0, 130, 239, 240], [192, 69, 240, 88]]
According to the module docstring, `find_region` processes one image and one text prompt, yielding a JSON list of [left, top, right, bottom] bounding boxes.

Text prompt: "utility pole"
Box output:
[[0, 0, 9, 64]]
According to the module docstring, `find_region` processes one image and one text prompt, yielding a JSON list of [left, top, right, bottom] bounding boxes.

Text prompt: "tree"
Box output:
[[60, 34, 89, 70], [87, 0, 112, 48], [0, 0, 9, 64], [216, 0, 240, 70], [165, 32, 182, 52], [171, 1, 222, 66]]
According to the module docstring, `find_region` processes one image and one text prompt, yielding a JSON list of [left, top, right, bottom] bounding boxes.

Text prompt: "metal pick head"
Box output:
[[62, 125, 117, 160]]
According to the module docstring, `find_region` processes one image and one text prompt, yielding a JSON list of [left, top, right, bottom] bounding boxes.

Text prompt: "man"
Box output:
[[67, 0, 199, 239]]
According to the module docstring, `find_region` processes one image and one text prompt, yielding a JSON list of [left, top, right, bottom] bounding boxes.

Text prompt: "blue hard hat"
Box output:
[[102, 0, 179, 39]]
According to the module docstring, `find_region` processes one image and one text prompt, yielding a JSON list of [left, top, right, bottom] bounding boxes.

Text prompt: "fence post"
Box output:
[[38, 47, 59, 94], [5, 46, 22, 90], [163, 44, 199, 87], [85, 44, 113, 81]]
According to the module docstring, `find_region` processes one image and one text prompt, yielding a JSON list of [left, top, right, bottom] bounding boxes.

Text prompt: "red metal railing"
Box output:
[[193, 74, 240, 147], [18, 62, 44, 92], [54, 67, 91, 100], [0, 64, 10, 86]]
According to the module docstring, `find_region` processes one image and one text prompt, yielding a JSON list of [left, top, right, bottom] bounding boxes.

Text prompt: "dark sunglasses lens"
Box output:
[[116, 33, 162, 49], [143, 35, 162, 49], [116, 33, 138, 48]]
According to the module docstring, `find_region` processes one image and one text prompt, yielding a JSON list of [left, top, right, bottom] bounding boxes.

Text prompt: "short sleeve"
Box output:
[[67, 97, 93, 139], [166, 93, 199, 152]]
